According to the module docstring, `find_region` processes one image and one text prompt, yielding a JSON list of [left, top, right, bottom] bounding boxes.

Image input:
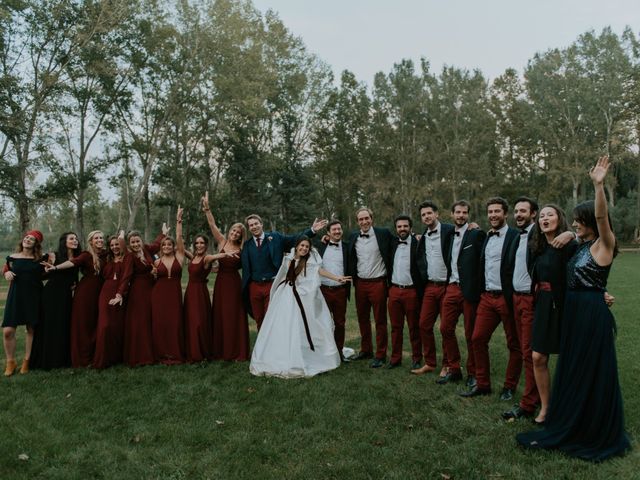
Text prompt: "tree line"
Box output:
[[1, 0, 639, 249]]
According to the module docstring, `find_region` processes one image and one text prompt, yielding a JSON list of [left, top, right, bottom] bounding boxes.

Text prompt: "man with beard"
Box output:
[[438, 200, 486, 385], [386, 215, 423, 369]]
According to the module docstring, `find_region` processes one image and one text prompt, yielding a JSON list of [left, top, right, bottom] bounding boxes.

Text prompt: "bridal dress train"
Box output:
[[250, 249, 340, 378]]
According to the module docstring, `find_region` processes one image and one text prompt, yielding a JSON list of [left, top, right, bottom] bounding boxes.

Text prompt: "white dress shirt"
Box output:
[[424, 221, 448, 282], [484, 223, 509, 291], [449, 223, 469, 284], [355, 230, 387, 279], [391, 236, 413, 286], [321, 241, 344, 287], [512, 223, 533, 293]]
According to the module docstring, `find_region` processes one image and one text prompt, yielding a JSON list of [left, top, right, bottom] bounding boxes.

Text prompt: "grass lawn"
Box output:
[[0, 254, 638, 479]]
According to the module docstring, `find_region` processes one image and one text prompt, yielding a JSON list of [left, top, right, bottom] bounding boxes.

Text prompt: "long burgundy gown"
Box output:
[[69, 251, 106, 367], [118, 236, 163, 367], [212, 253, 249, 361], [151, 258, 184, 364], [93, 259, 125, 369], [183, 259, 213, 362]]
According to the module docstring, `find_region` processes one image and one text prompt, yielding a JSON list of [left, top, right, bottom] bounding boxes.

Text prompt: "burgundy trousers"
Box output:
[[354, 278, 388, 360], [439, 283, 477, 376], [248, 281, 272, 330], [418, 283, 447, 368], [471, 292, 522, 391], [321, 285, 349, 354], [388, 286, 421, 364], [513, 293, 539, 412]]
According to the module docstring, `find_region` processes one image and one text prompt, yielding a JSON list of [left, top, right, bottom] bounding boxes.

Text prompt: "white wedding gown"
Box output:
[[250, 249, 341, 378]]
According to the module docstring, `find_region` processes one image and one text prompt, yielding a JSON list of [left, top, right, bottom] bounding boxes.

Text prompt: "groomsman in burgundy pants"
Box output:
[[318, 220, 351, 361], [411, 201, 454, 375], [437, 200, 486, 385], [502, 197, 539, 419], [387, 215, 423, 369], [460, 197, 521, 399], [348, 207, 394, 368]]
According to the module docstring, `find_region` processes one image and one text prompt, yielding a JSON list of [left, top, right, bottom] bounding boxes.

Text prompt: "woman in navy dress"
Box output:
[[3, 230, 47, 376], [30, 232, 81, 370], [517, 156, 631, 461]]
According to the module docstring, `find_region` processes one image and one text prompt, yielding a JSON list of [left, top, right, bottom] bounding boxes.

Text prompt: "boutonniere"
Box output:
[[267, 236, 273, 242]]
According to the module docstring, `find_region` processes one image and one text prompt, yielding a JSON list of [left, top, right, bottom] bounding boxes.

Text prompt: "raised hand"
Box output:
[[162, 222, 170, 236], [202, 191, 210, 211], [177, 205, 183, 222], [312, 218, 328, 232], [589, 155, 610, 185]]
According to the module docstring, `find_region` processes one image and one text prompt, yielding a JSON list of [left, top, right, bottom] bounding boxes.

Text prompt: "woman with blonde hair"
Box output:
[[3, 230, 48, 376], [202, 192, 250, 361], [47, 230, 107, 367]]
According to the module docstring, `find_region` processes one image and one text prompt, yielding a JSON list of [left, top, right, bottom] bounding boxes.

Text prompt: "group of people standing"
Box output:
[[2, 157, 630, 462]]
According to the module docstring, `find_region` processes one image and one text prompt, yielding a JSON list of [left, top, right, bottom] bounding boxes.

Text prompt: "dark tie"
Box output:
[[360, 233, 369, 238], [256, 237, 262, 248], [427, 229, 437, 236], [454, 231, 460, 236], [488, 231, 500, 238], [329, 242, 340, 247], [520, 228, 528, 235], [397, 240, 407, 245]]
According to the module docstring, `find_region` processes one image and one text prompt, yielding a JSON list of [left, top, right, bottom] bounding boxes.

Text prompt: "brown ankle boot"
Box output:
[[20, 359, 29, 374], [4, 359, 17, 377]]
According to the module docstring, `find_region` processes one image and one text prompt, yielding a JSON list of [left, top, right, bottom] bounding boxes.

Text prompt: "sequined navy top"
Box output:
[[567, 241, 611, 291]]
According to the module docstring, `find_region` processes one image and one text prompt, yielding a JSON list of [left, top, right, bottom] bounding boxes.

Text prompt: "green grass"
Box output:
[[0, 255, 638, 479]]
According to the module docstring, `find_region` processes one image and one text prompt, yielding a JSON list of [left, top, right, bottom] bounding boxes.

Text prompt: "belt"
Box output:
[[485, 290, 503, 296], [391, 283, 414, 289], [536, 282, 552, 292], [321, 284, 349, 290], [427, 281, 447, 286], [357, 276, 386, 283], [253, 279, 274, 284], [514, 291, 533, 296]]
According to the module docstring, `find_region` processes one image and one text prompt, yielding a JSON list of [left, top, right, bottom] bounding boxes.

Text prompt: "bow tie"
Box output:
[[520, 228, 529, 235], [360, 233, 370, 238], [329, 242, 340, 247], [427, 229, 438, 236], [397, 240, 408, 245], [454, 231, 461, 236], [488, 231, 500, 237]]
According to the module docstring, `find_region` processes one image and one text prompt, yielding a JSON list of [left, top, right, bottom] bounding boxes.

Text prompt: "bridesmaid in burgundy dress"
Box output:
[[93, 231, 126, 369], [150, 208, 185, 364], [202, 193, 250, 361], [50, 230, 107, 367], [110, 225, 168, 366]]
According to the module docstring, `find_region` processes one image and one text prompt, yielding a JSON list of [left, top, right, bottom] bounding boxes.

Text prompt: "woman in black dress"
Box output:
[[528, 205, 577, 424], [2, 230, 48, 376], [517, 156, 631, 461], [30, 232, 81, 370]]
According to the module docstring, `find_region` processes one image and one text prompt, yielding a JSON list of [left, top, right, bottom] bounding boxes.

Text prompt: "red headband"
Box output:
[[25, 230, 43, 243]]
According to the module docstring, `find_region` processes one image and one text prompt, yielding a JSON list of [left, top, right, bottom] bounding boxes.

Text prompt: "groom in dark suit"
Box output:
[[241, 214, 326, 329]]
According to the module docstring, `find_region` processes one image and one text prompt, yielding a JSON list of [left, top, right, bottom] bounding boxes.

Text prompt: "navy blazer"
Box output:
[[416, 222, 455, 284], [241, 227, 315, 316], [317, 240, 351, 300], [347, 226, 394, 282], [445, 227, 486, 303], [389, 233, 424, 296], [479, 226, 519, 310]]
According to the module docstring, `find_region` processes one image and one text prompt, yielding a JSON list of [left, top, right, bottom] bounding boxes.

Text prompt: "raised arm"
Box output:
[[176, 206, 185, 263], [590, 156, 616, 265], [202, 192, 226, 246]]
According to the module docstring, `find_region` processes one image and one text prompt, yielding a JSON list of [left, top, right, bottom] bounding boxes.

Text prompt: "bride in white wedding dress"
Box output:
[[250, 236, 351, 378]]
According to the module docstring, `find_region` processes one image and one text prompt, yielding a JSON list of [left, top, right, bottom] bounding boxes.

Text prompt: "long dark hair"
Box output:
[[530, 204, 569, 256], [192, 234, 209, 256], [293, 236, 312, 277], [56, 232, 82, 264], [573, 200, 619, 257]]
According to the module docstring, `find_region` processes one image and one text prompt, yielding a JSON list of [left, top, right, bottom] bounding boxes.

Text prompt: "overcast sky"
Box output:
[[252, 0, 637, 84]]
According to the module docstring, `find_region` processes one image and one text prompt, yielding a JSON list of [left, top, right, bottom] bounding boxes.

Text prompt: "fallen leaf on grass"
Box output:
[[440, 474, 451, 480], [215, 420, 224, 425], [18, 453, 29, 461], [66, 393, 71, 398], [130, 435, 141, 443], [246, 387, 256, 393]]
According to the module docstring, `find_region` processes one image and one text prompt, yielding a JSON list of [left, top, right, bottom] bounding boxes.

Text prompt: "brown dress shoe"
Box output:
[[20, 359, 29, 374], [410, 364, 435, 375], [4, 359, 17, 377]]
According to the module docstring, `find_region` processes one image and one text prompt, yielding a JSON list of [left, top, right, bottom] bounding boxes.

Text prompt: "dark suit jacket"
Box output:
[[317, 239, 351, 300], [479, 226, 519, 310], [240, 227, 315, 316], [389, 233, 424, 297], [445, 227, 486, 303], [416, 222, 455, 284], [347, 226, 394, 283]]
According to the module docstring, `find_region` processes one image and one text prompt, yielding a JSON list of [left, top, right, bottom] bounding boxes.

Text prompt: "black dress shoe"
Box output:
[[501, 405, 535, 421], [385, 362, 401, 369], [370, 358, 385, 368], [353, 351, 373, 361], [500, 388, 514, 401], [436, 371, 463, 385], [458, 386, 491, 398], [410, 361, 421, 370], [341, 357, 351, 363], [466, 375, 477, 388]]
